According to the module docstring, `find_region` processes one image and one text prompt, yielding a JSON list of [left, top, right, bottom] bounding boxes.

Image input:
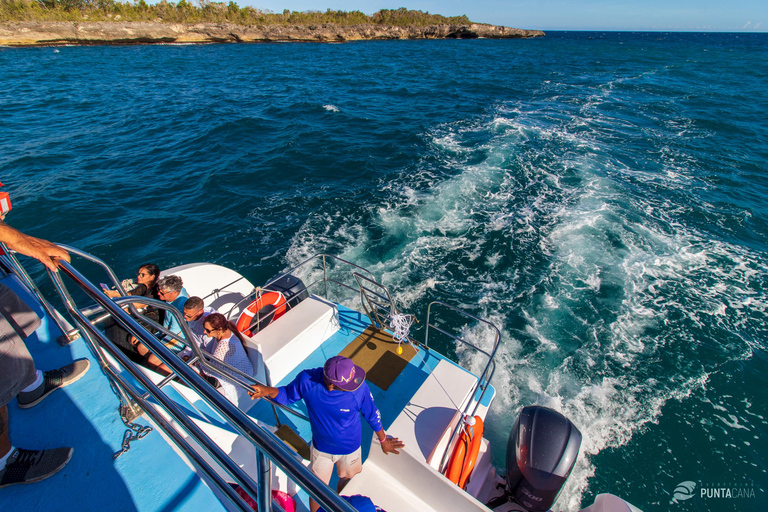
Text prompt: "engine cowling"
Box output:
[[505, 406, 582, 512]]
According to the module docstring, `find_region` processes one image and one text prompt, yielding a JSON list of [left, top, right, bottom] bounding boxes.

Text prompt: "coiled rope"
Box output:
[[389, 312, 415, 344]]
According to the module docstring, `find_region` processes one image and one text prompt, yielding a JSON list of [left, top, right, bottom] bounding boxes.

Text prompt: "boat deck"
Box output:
[[2, 273, 225, 512], [5, 265, 496, 512], [244, 299, 496, 510]]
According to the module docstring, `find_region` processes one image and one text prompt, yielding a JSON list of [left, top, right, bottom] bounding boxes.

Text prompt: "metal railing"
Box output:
[[55, 245, 309, 426], [425, 301, 501, 475], [227, 254, 379, 352], [268, 254, 376, 304], [353, 272, 398, 330], [6, 247, 356, 512], [0, 243, 80, 345]]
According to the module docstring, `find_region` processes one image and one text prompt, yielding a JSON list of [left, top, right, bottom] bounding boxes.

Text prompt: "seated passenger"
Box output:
[[156, 275, 189, 346], [103, 263, 161, 363], [140, 275, 188, 373], [104, 263, 161, 311], [182, 296, 216, 352], [200, 313, 254, 405]]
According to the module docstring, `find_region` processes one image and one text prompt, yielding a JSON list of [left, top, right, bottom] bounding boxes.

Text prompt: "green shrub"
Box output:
[[0, 0, 475, 26]]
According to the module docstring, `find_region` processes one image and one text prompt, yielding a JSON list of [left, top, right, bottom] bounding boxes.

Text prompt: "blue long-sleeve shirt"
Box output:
[[163, 287, 189, 335], [274, 368, 383, 455]]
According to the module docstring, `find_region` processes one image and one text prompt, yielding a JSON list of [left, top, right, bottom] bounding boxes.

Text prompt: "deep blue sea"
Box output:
[[1, 31, 767, 511]]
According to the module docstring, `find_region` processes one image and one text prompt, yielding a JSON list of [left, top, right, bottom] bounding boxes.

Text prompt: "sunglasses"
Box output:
[[203, 327, 217, 334]]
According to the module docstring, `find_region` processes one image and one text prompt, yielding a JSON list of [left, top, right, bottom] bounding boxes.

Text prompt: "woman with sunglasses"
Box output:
[[105, 263, 161, 315], [103, 263, 161, 362], [199, 313, 254, 405]]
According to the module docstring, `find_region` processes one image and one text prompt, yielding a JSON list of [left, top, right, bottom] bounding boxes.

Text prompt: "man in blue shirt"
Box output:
[[141, 275, 188, 373], [249, 356, 404, 512], [156, 275, 189, 345]]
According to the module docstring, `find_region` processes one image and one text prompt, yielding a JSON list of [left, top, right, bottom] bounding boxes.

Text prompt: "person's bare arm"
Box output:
[[248, 384, 279, 400], [0, 220, 70, 272]]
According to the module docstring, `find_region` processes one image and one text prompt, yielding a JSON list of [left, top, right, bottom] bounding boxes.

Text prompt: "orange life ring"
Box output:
[[445, 415, 484, 489], [236, 291, 287, 336]]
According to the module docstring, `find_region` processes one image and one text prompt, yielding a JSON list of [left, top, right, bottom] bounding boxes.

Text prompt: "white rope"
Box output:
[[389, 312, 414, 344]]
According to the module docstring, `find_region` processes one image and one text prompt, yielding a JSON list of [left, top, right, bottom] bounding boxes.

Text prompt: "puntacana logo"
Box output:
[[670, 479, 756, 504], [671, 481, 697, 504]]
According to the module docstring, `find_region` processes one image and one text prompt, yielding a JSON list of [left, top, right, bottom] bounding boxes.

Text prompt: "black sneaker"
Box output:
[[17, 359, 90, 409], [0, 447, 73, 488]]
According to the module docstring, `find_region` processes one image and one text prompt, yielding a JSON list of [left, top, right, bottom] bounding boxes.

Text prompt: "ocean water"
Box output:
[[1, 32, 767, 511]]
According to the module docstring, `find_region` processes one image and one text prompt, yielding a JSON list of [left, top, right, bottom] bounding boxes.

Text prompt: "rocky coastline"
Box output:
[[0, 21, 544, 46]]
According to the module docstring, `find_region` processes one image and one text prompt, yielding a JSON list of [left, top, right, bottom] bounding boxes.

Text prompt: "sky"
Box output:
[[243, 0, 768, 32]]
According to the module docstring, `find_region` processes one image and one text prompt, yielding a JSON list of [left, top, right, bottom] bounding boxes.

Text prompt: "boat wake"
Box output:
[[286, 90, 768, 509]]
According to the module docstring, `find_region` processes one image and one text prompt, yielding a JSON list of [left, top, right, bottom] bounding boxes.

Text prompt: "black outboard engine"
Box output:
[[502, 406, 582, 511]]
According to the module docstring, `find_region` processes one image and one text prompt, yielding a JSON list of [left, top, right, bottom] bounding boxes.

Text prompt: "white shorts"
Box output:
[[309, 444, 362, 484]]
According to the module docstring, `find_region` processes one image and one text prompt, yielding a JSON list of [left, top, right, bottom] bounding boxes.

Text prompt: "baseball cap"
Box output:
[[323, 356, 365, 392]]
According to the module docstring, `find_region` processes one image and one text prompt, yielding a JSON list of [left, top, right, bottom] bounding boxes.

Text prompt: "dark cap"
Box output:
[[323, 356, 365, 392]]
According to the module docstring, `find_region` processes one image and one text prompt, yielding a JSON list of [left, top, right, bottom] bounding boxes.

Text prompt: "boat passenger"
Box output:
[[181, 296, 215, 352], [200, 313, 254, 405], [249, 356, 405, 512], [104, 263, 161, 320], [156, 275, 189, 341], [103, 263, 161, 363], [0, 220, 90, 488], [140, 275, 188, 373]]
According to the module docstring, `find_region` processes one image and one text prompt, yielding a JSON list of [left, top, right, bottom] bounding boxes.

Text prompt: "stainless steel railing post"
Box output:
[[257, 450, 272, 512], [0, 244, 80, 344]]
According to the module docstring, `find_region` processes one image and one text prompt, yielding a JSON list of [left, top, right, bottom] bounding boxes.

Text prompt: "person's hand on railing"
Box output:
[[248, 383, 279, 400], [0, 220, 70, 272]]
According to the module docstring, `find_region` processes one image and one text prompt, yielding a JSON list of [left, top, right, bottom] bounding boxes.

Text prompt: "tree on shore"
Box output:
[[0, 0, 473, 26]]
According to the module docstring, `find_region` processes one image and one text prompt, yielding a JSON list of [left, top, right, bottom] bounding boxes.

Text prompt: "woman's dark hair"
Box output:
[[139, 263, 160, 280], [204, 313, 247, 349]]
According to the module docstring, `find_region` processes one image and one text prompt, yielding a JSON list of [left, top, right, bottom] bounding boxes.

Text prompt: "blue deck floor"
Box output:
[[2, 274, 225, 512]]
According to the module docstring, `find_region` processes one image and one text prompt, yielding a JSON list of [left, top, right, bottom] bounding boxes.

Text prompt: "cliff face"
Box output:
[[0, 21, 545, 46]]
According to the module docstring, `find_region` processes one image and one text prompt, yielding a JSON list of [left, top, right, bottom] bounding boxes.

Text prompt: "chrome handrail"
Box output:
[[50, 245, 309, 424], [274, 253, 377, 302], [227, 254, 377, 323], [353, 272, 398, 330]]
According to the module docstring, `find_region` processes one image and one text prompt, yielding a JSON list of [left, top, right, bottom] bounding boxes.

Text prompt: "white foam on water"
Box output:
[[286, 97, 768, 510], [322, 104, 340, 112]]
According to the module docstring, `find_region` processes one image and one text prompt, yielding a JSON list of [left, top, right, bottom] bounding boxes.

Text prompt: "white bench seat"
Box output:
[[342, 360, 489, 511], [389, 359, 479, 468], [246, 296, 339, 386]]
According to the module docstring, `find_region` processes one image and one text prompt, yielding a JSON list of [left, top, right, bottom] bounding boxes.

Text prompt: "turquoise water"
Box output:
[[2, 32, 767, 511]]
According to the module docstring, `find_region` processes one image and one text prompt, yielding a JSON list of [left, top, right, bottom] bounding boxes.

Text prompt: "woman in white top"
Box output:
[[201, 313, 254, 405]]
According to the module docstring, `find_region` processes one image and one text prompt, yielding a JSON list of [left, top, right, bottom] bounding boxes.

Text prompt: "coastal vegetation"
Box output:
[[0, 0, 473, 25]]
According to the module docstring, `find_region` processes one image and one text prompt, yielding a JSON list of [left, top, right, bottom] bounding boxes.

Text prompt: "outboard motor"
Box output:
[[499, 406, 582, 512]]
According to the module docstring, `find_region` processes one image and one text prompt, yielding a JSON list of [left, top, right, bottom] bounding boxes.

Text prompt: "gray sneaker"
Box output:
[[17, 359, 90, 409], [0, 447, 73, 488]]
